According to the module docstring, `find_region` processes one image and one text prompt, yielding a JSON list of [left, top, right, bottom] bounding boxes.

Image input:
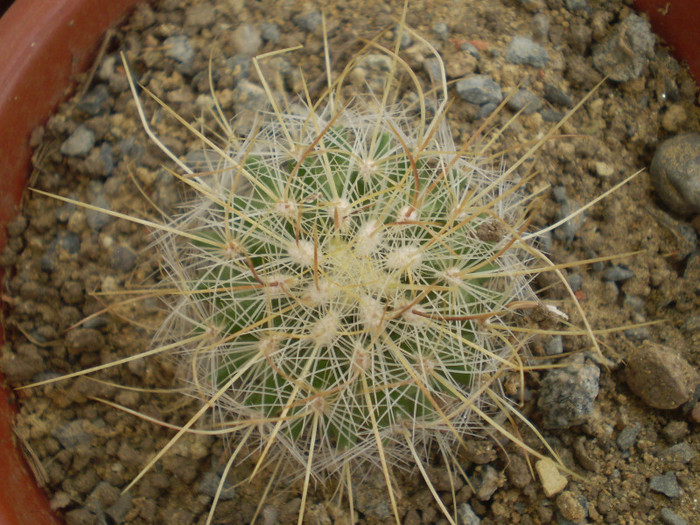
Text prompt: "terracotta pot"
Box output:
[[0, 1, 147, 523], [0, 1, 697, 524], [633, 0, 700, 84]]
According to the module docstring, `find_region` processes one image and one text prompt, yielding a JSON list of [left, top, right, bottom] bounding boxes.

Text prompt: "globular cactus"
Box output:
[[146, 34, 547, 523], [24, 14, 608, 525]]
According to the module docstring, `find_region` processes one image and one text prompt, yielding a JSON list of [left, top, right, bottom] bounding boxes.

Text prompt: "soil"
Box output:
[[1, 0, 699, 524]]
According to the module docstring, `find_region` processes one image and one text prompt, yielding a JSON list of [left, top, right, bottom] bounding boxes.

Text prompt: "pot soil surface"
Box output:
[[1, 0, 699, 524]]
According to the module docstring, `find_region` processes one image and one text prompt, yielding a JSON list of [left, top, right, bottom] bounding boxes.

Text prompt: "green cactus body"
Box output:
[[158, 101, 534, 476]]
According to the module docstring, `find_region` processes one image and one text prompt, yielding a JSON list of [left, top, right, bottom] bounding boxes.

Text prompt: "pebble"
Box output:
[[555, 491, 586, 522], [51, 419, 93, 449], [110, 245, 138, 272], [76, 84, 111, 116], [259, 22, 281, 44], [535, 457, 568, 497], [624, 341, 700, 410], [592, 14, 655, 82], [662, 421, 689, 444], [594, 161, 614, 177], [506, 89, 542, 115], [293, 10, 322, 32], [432, 22, 449, 40], [650, 132, 700, 216], [164, 34, 195, 71], [661, 442, 696, 464], [537, 354, 600, 428], [660, 508, 688, 525], [506, 455, 531, 488], [505, 36, 548, 68], [532, 13, 550, 41], [544, 84, 573, 108], [602, 265, 635, 282], [541, 108, 565, 122], [616, 423, 640, 451], [474, 465, 500, 500], [545, 335, 563, 355], [0, 343, 44, 382], [66, 328, 105, 354], [649, 472, 681, 498], [567, 274, 583, 292], [456, 75, 502, 105], [233, 23, 262, 56], [197, 471, 236, 500], [60, 125, 96, 157], [460, 42, 481, 60], [86, 193, 113, 231], [457, 503, 481, 525]]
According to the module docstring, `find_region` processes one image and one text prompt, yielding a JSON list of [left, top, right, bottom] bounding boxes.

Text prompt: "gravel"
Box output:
[[592, 13, 655, 82], [60, 125, 96, 157], [455, 75, 502, 105], [649, 472, 681, 498], [505, 36, 548, 68]]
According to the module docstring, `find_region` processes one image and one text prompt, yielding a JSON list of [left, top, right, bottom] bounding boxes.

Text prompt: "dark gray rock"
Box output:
[[77, 84, 111, 116], [650, 133, 700, 216], [505, 36, 548, 68], [506, 89, 542, 115], [662, 442, 696, 464], [60, 125, 96, 157], [110, 246, 138, 272], [51, 419, 93, 449], [456, 75, 502, 105], [541, 108, 565, 122], [660, 507, 687, 525], [602, 265, 635, 282], [592, 14, 655, 82], [567, 274, 583, 292], [197, 471, 236, 500], [432, 22, 449, 40], [544, 84, 573, 107], [649, 472, 681, 498], [538, 354, 600, 428], [616, 424, 640, 451]]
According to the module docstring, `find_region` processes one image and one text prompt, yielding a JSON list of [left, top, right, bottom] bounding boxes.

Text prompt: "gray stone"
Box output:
[[532, 13, 550, 41], [51, 419, 93, 449], [460, 42, 481, 60], [77, 84, 110, 116], [650, 133, 700, 216], [432, 22, 449, 40], [649, 472, 681, 498], [545, 335, 564, 356], [544, 84, 573, 107], [660, 508, 687, 525], [60, 125, 96, 157], [602, 265, 635, 282], [541, 108, 565, 122], [259, 22, 281, 44], [293, 10, 322, 32], [474, 465, 500, 500], [592, 14, 655, 82], [506, 89, 542, 115], [197, 471, 236, 500], [662, 442, 696, 464], [457, 502, 481, 525], [110, 246, 138, 272], [164, 35, 194, 71], [538, 354, 600, 428], [85, 193, 113, 231], [505, 36, 548, 68], [616, 424, 640, 451], [567, 274, 583, 292], [456, 75, 502, 105]]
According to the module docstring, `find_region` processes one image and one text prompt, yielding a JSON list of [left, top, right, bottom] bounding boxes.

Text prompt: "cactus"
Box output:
[[21, 9, 634, 525]]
